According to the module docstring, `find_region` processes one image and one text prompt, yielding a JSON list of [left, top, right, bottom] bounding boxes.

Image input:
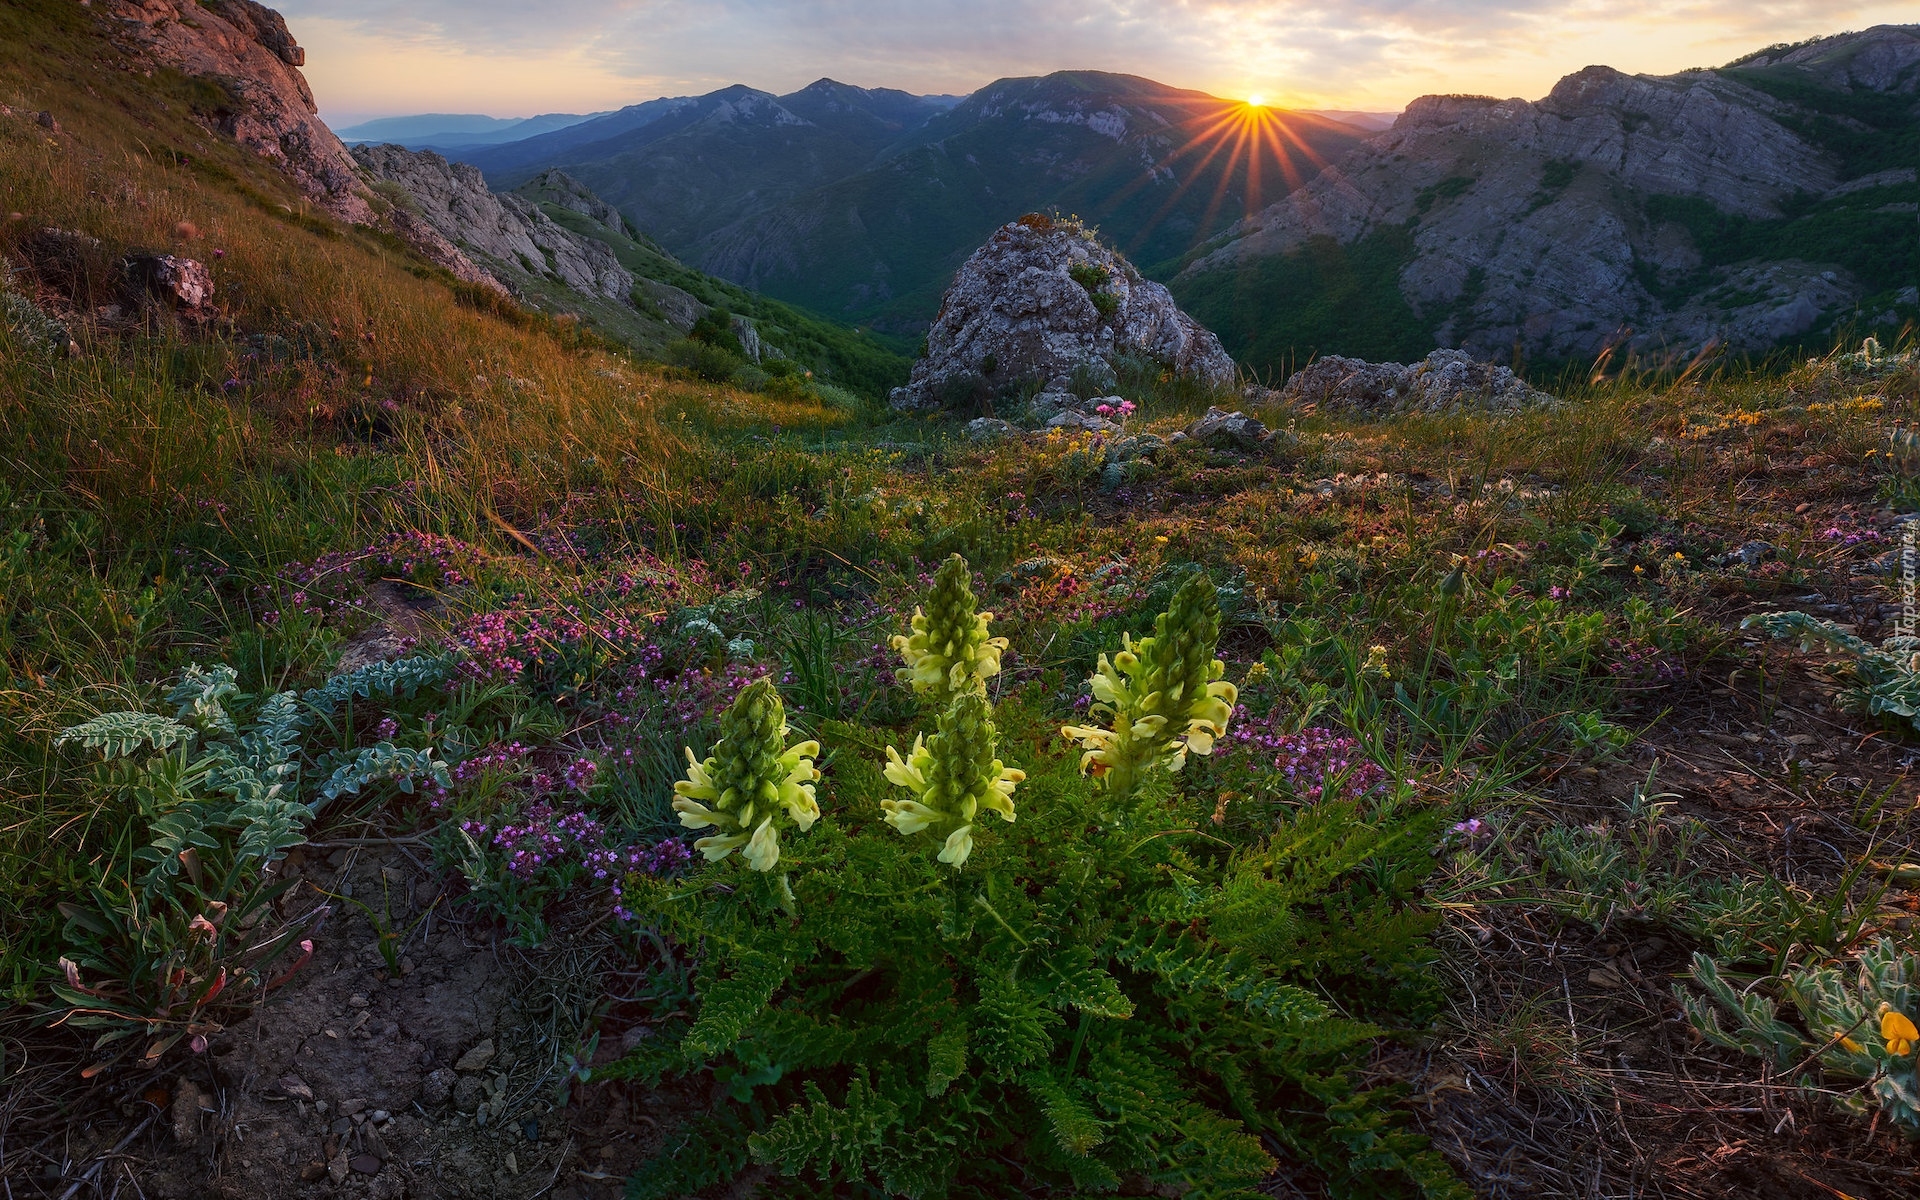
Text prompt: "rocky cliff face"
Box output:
[[892, 215, 1234, 410], [353, 145, 635, 302], [1177, 26, 1920, 364], [99, 0, 373, 223]]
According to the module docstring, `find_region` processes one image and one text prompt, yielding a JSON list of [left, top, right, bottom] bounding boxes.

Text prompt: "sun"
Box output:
[[1247, 94, 1266, 108]]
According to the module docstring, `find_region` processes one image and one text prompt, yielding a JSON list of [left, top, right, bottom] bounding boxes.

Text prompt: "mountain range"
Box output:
[[1176, 25, 1920, 372], [449, 75, 1371, 332], [334, 111, 607, 150]]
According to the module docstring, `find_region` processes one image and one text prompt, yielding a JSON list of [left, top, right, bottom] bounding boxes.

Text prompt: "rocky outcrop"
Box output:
[[1280, 350, 1555, 416], [891, 215, 1234, 410], [97, 1, 372, 223], [514, 170, 637, 241], [353, 145, 634, 302], [1178, 25, 1920, 361]]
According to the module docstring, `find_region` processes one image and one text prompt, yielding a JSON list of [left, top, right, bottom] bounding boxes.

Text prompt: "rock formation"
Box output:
[[891, 215, 1235, 410], [353, 145, 635, 302], [97, 0, 373, 223], [1280, 350, 1555, 416], [1177, 25, 1920, 362]]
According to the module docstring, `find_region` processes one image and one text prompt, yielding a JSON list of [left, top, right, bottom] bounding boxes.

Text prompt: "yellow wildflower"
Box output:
[[1882, 1008, 1918, 1057]]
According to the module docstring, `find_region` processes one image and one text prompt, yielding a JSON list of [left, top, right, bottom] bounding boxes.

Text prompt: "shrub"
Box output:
[[611, 558, 1460, 1199], [666, 336, 749, 383]]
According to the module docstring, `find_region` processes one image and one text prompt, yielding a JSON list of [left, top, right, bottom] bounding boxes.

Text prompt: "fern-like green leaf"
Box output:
[[925, 1021, 968, 1097], [1023, 1068, 1106, 1156], [748, 1075, 902, 1180], [683, 951, 790, 1060], [55, 712, 195, 759], [1115, 927, 1328, 1023], [971, 970, 1059, 1076]]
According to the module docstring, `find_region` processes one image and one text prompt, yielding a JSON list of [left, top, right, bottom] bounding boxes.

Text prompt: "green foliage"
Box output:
[[1644, 192, 1917, 300], [665, 336, 750, 383], [1681, 938, 1920, 1129], [613, 569, 1456, 1198], [45, 657, 456, 1062], [1742, 611, 1920, 733], [1174, 227, 1434, 377]]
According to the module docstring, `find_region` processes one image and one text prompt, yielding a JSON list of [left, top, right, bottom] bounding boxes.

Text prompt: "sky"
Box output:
[[280, 0, 1920, 127]]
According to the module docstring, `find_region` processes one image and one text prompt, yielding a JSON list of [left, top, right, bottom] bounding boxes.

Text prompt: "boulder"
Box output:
[[100, 0, 372, 222], [891, 214, 1235, 411], [1047, 411, 1119, 434], [1184, 407, 1269, 449], [128, 254, 215, 312], [1280, 349, 1554, 415], [967, 417, 1017, 442]]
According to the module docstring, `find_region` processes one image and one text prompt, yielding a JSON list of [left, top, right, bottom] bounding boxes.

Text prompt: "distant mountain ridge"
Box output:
[[334, 111, 607, 149], [458, 71, 1370, 331], [1173, 25, 1920, 371]]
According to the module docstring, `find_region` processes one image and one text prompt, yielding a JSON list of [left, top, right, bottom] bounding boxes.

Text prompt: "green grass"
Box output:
[[1174, 226, 1435, 377]]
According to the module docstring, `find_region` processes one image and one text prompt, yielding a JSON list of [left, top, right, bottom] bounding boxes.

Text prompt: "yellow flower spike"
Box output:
[[880, 692, 1020, 868], [1882, 1008, 1918, 1057], [891, 555, 1008, 705], [1062, 574, 1238, 798], [672, 680, 821, 872]]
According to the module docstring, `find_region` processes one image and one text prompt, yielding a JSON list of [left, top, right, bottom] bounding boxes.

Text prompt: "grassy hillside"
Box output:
[[7, 6, 1920, 1198], [534, 203, 914, 397]]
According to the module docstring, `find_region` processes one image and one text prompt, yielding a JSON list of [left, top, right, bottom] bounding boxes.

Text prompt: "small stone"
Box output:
[[314, 1100, 330, 1115], [966, 417, 1016, 442], [347, 994, 370, 1009], [371, 1110, 390, 1123], [398, 955, 416, 976], [330, 1118, 354, 1136], [327, 1155, 350, 1184], [350, 1154, 383, 1175], [299, 1160, 328, 1183], [451, 1075, 486, 1111], [275, 1074, 313, 1102], [170, 1080, 204, 1144], [35, 110, 58, 132], [454, 1038, 495, 1072], [523, 1118, 541, 1142], [420, 1068, 457, 1106], [338, 1097, 368, 1116]]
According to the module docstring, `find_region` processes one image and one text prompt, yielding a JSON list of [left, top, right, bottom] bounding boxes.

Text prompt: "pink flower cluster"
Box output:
[[1222, 716, 1386, 801], [446, 601, 661, 683], [459, 801, 692, 922]]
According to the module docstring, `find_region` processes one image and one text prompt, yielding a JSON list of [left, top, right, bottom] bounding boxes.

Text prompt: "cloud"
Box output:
[[278, 0, 1918, 124]]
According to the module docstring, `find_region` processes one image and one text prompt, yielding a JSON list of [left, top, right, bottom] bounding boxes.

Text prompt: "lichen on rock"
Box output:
[[891, 213, 1235, 411]]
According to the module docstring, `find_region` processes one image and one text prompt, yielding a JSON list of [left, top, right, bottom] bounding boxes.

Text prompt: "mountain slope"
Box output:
[[690, 72, 1369, 329], [1174, 25, 1920, 372], [468, 80, 961, 258]]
